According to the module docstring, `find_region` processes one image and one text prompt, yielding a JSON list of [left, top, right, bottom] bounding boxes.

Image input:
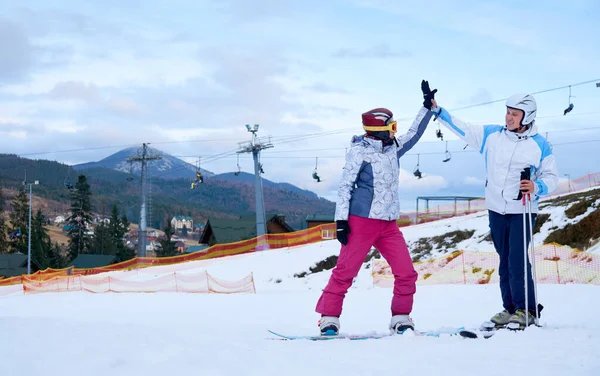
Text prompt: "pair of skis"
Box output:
[[269, 321, 531, 341]]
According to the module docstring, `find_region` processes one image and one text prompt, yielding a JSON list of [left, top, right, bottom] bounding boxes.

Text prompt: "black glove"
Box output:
[[421, 80, 438, 110], [336, 220, 350, 245], [516, 167, 532, 200]]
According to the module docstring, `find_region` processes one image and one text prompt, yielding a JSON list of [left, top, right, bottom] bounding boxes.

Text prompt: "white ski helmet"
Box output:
[[506, 93, 537, 126]]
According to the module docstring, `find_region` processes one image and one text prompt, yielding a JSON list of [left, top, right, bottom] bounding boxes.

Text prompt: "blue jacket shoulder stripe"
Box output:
[[531, 135, 552, 160], [479, 125, 504, 154], [438, 108, 465, 137]]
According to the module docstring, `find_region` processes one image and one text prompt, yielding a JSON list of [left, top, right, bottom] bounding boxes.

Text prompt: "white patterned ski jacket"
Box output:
[[431, 106, 559, 214], [335, 107, 434, 222]]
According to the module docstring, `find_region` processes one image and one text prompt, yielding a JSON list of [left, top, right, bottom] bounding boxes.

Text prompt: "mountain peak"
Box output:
[[74, 146, 214, 180]]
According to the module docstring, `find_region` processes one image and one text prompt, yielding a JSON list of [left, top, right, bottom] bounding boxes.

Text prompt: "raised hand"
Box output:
[[421, 80, 438, 110]]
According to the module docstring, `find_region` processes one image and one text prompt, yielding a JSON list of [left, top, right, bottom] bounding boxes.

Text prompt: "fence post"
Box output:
[[250, 272, 256, 293], [554, 244, 561, 284], [461, 251, 466, 284]]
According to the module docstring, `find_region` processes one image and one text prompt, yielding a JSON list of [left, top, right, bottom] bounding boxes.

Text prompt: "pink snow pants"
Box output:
[[316, 214, 418, 317]]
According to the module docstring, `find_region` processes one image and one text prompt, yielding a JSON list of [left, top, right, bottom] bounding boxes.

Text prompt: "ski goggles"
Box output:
[[363, 120, 397, 133]]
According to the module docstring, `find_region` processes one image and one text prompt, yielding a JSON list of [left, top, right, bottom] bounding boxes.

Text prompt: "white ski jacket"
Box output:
[[431, 106, 559, 214], [334, 107, 434, 221]]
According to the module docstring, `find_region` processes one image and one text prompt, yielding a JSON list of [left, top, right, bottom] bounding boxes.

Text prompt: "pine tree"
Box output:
[[0, 188, 8, 253], [8, 188, 29, 254], [115, 211, 135, 262], [157, 220, 177, 257], [91, 221, 115, 255], [30, 209, 50, 269], [120, 214, 130, 234], [109, 205, 124, 246], [67, 175, 93, 261], [46, 242, 66, 269]]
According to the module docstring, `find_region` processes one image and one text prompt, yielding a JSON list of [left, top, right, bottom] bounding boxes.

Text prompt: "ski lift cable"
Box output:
[[448, 78, 600, 112], [140, 136, 600, 182], [173, 136, 600, 163], [9, 78, 599, 160], [37, 109, 600, 165], [256, 138, 600, 159], [150, 131, 600, 179], [6, 83, 599, 183]]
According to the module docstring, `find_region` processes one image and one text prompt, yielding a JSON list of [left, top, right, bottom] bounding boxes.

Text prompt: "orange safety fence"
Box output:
[[0, 266, 76, 287], [17, 270, 255, 295], [2, 172, 599, 288], [0, 276, 23, 287], [403, 172, 600, 225], [372, 243, 600, 287], [563, 173, 600, 194], [69, 223, 337, 277], [0, 224, 335, 287]]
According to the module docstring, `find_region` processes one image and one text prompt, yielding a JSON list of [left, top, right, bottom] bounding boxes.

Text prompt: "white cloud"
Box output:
[[0, 18, 34, 84], [334, 43, 412, 59], [464, 176, 485, 185], [7, 131, 27, 139], [0, 0, 597, 211], [347, 0, 544, 49], [399, 168, 448, 190], [106, 97, 139, 113], [49, 81, 100, 102]]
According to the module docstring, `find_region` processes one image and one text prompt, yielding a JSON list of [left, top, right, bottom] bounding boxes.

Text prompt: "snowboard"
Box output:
[[268, 326, 464, 341]]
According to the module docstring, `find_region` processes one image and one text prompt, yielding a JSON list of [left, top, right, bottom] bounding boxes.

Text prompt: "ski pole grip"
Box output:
[[519, 167, 531, 192]]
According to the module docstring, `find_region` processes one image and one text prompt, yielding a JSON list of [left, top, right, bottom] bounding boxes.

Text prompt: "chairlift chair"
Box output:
[[191, 157, 204, 189], [9, 228, 21, 240], [126, 161, 135, 182], [312, 157, 321, 182], [442, 141, 451, 162], [564, 85, 575, 115], [436, 128, 444, 141], [413, 154, 423, 179], [64, 167, 75, 190], [234, 154, 241, 176]]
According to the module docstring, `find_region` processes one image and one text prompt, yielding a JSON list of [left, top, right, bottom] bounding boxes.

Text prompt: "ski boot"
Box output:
[[489, 309, 513, 329], [389, 314, 415, 334], [507, 309, 537, 331], [318, 316, 340, 336]]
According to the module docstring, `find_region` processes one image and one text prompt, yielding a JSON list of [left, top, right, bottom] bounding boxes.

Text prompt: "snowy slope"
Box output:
[[2, 188, 600, 375], [1, 275, 599, 376], [402, 187, 600, 260]]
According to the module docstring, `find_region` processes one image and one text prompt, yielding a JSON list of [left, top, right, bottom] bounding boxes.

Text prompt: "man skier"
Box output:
[[422, 80, 559, 329], [315, 82, 437, 336]]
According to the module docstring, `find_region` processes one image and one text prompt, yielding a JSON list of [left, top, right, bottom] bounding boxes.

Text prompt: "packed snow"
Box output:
[[2, 192, 600, 375], [2, 283, 599, 376]]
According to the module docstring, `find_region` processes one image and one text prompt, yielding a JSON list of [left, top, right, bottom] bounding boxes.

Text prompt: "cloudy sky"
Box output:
[[1, 0, 599, 212]]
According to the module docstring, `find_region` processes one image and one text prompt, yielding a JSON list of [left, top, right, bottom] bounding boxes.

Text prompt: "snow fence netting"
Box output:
[[372, 243, 600, 287], [21, 270, 255, 294]]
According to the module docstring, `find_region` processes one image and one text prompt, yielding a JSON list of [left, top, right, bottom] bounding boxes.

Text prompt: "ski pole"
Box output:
[[522, 193, 529, 328], [519, 167, 531, 328], [526, 193, 540, 325]]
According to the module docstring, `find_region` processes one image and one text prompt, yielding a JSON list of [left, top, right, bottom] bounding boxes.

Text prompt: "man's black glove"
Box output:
[[336, 220, 350, 245], [421, 80, 438, 110]]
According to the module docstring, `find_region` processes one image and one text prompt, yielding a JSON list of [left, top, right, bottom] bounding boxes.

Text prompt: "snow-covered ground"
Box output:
[[1, 281, 599, 376], [2, 189, 599, 375], [2, 238, 600, 375]]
